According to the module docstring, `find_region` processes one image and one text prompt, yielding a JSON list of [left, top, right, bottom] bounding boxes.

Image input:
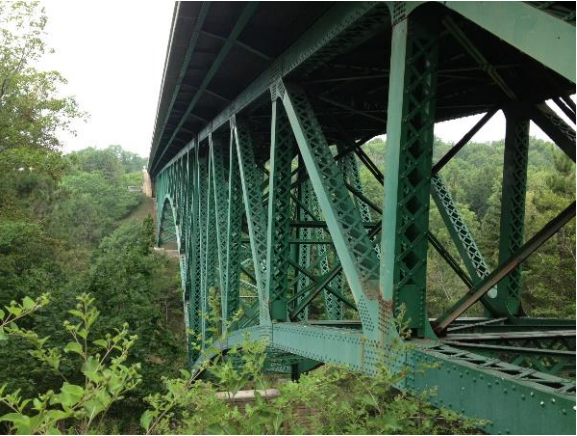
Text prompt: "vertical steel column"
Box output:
[[210, 135, 231, 330], [183, 149, 194, 363], [296, 176, 312, 321], [265, 99, 294, 321], [204, 147, 218, 337], [188, 141, 203, 361], [180, 152, 191, 291], [381, 15, 438, 335], [233, 117, 271, 325], [176, 157, 185, 227], [197, 146, 211, 344], [177, 157, 188, 287], [494, 108, 530, 316], [224, 132, 243, 325]]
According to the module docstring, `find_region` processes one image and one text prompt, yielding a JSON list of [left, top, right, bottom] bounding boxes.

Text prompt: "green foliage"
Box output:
[[141, 214, 156, 254], [77, 221, 185, 404], [3, 295, 476, 435], [107, 145, 148, 174], [0, 294, 141, 435], [0, 219, 60, 301], [0, 294, 50, 341], [0, 147, 69, 219], [49, 169, 141, 245], [70, 146, 146, 180], [137, 300, 480, 435], [0, 2, 85, 151], [0, 144, 173, 429], [72, 147, 124, 183]]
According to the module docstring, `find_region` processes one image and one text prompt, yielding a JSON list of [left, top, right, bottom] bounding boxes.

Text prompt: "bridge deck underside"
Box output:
[[148, 1, 575, 174], [151, 2, 576, 434]]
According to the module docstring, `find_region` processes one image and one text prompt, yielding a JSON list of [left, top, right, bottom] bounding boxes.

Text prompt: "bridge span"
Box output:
[[147, 2, 576, 433]]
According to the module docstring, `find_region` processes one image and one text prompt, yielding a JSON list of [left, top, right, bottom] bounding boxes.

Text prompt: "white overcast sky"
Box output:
[[40, 0, 175, 158], [39, 1, 573, 159]]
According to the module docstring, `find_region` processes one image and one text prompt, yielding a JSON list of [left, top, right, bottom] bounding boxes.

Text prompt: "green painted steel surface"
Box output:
[[495, 108, 530, 316], [151, 2, 576, 434], [381, 15, 439, 336]]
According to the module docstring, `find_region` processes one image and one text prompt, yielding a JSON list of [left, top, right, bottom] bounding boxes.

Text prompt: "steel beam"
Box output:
[[224, 134, 243, 324], [441, 1, 576, 83], [265, 100, 294, 321], [431, 175, 500, 314], [380, 15, 438, 335], [432, 108, 499, 174], [233, 117, 270, 325], [528, 103, 576, 162], [209, 135, 230, 330], [189, 143, 203, 361], [494, 108, 530, 316], [295, 177, 312, 321], [434, 202, 576, 333], [198, 148, 213, 344], [198, 324, 576, 435]]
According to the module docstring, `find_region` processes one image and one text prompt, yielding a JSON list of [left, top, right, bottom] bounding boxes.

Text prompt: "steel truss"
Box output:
[[153, 2, 576, 434]]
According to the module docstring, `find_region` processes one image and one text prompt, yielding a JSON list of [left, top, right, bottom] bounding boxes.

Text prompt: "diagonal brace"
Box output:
[[434, 201, 576, 334]]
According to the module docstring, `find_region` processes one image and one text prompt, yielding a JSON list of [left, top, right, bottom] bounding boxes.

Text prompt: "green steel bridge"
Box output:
[[147, 2, 576, 433]]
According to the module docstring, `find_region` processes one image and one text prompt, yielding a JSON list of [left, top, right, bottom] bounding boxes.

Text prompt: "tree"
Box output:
[[0, 146, 68, 219], [107, 145, 148, 173], [72, 147, 124, 183], [0, 1, 84, 151]]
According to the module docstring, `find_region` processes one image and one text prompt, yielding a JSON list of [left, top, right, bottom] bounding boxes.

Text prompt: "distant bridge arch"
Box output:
[[157, 194, 181, 251]]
